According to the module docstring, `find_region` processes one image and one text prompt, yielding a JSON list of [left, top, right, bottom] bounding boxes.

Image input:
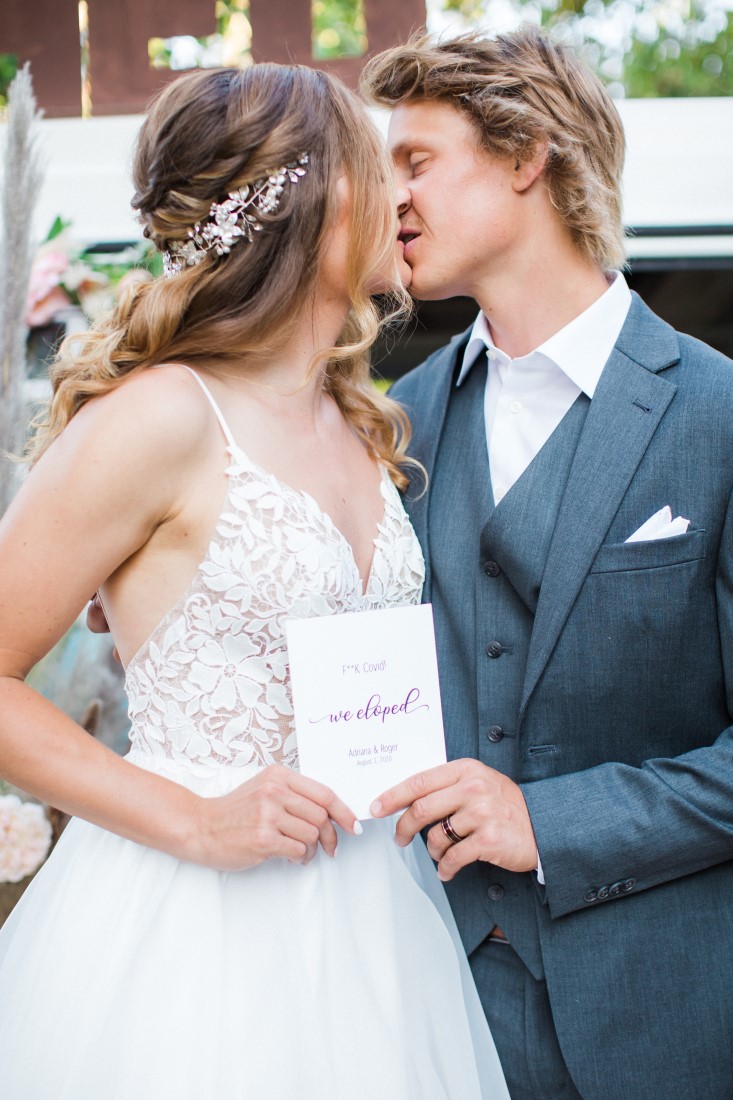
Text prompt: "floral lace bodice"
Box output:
[[125, 373, 425, 777]]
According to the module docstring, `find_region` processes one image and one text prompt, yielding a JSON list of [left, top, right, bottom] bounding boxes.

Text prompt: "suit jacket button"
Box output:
[[487, 725, 504, 743], [622, 879, 636, 892], [597, 885, 610, 900], [484, 560, 501, 578], [609, 881, 624, 897], [584, 889, 598, 903], [486, 641, 504, 659], [488, 884, 505, 901]]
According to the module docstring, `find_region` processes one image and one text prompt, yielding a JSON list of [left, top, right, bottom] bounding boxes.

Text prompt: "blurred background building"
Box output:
[[2, 0, 732, 371]]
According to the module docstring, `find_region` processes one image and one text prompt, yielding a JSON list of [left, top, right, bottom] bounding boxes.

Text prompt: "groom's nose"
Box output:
[[396, 183, 411, 215]]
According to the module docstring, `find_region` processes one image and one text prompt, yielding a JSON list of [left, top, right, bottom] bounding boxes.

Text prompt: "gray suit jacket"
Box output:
[[391, 293, 733, 1099]]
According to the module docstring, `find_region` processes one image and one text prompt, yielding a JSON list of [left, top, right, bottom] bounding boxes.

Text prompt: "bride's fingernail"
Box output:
[[353, 821, 363, 836], [370, 800, 382, 816]]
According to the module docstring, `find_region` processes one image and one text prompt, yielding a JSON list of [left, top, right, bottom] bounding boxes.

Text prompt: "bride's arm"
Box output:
[[0, 370, 357, 867], [0, 373, 203, 849]]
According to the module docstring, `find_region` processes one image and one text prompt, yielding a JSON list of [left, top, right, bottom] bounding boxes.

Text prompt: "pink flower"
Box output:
[[26, 248, 72, 327], [0, 794, 52, 883], [26, 285, 73, 327]]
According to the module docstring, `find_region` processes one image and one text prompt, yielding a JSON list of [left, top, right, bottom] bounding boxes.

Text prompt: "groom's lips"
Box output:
[[398, 228, 421, 256]]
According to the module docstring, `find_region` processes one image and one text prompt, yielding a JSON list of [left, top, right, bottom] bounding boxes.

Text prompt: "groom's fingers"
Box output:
[[371, 761, 463, 821], [372, 760, 483, 847], [392, 785, 464, 847], [435, 834, 485, 882], [375, 760, 539, 874], [425, 811, 472, 862]]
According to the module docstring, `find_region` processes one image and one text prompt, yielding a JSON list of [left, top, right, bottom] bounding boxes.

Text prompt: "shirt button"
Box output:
[[509, 400, 522, 414], [487, 725, 504, 743], [487, 884, 505, 901], [486, 641, 503, 659], [484, 560, 501, 578]]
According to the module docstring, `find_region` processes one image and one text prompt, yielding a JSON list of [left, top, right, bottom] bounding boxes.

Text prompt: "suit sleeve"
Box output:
[[521, 485, 733, 919]]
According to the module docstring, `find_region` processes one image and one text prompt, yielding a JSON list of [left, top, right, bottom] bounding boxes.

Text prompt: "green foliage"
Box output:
[[0, 54, 19, 109], [148, 0, 252, 71], [441, 0, 491, 18], [146, 0, 367, 68], [433, 0, 733, 97], [313, 0, 367, 59], [623, 11, 733, 97], [44, 216, 73, 243]]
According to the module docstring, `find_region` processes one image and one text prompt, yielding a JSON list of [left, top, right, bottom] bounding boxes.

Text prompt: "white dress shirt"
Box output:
[[457, 273, 632, 883], [457, 272, 632, 504]]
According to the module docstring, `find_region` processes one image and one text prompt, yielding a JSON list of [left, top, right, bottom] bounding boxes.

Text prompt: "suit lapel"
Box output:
[[398, 331, 469, 600], [520, 296, 681, 716]]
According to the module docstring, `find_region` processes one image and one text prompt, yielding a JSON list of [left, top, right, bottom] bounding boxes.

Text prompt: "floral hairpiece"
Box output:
[[163, 153, 309, 277]]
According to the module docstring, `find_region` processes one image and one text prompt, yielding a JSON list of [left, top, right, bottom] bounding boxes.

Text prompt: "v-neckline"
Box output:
[[227, 441, 389, 598]]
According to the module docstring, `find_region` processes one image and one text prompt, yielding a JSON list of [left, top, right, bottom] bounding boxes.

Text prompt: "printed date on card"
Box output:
[[285, 604, 446, 820]]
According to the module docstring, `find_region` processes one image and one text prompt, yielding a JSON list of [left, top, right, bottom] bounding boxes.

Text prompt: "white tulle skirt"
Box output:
[[0, 751, 508, 1099]]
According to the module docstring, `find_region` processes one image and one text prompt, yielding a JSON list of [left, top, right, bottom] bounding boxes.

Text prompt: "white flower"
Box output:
[[0, 795, 52, 884], [186, 632, 270, 713]]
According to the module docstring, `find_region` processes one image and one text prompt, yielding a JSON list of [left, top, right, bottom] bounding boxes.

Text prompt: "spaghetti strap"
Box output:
[[178, 365, 238, 451]]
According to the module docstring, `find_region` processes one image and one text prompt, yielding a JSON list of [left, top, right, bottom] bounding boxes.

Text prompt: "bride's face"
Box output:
[[319, 175, 412, 303]]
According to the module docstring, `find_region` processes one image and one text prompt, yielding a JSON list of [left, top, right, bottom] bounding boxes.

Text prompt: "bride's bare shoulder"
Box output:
[[66, 363, 216, 466], [84, 362, 210, 427]]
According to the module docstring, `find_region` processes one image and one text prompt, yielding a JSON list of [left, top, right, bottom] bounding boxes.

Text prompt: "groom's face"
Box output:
[[388, 99, 521, 301]]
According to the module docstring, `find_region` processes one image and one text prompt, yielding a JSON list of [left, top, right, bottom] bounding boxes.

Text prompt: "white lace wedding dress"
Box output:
[[0, 372, 508, 1100]]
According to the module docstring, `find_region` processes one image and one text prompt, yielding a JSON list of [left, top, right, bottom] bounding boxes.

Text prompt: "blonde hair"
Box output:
[[361, 27, 626, 270], [29, 65, 414, 487]]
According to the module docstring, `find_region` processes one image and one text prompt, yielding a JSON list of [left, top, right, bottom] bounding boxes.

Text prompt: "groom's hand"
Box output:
[[370, 760, 538, 880], [86, 594, 120, 663]]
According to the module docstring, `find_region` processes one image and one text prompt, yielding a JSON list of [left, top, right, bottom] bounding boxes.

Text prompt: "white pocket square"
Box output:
[[625, 505, 690, 543]]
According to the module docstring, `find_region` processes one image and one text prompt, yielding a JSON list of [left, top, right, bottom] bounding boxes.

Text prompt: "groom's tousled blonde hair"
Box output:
[[361, 26, 627, 271]]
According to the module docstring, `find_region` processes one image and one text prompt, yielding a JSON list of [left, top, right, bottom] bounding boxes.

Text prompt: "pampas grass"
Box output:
[[0, 64, 45, 514]]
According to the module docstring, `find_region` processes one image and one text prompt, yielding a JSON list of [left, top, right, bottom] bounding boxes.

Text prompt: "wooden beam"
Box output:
[[1, 0, 82, 117]]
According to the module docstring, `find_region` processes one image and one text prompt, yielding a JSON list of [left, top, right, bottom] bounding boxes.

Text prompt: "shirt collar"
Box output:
[[456, 271, 632, 398]]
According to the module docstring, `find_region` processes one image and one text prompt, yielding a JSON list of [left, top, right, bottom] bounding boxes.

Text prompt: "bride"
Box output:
[[0, 63, 508, 1098]]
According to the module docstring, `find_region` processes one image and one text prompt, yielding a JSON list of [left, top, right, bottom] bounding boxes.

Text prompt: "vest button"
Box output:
[[487, 725, 504, 743], [487, 884, 505, 901], [486, 641, 503, 659], [484, 560, 501, 578]]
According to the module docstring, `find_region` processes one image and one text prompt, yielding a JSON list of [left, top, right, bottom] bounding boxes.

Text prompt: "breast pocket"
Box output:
[[589, 528, 707, 574]]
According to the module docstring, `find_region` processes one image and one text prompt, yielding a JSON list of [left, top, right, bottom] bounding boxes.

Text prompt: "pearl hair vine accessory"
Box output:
[[162, 153, 309, 277]]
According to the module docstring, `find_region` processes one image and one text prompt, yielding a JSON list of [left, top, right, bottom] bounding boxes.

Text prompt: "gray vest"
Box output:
[[429, 356, 590, 978]]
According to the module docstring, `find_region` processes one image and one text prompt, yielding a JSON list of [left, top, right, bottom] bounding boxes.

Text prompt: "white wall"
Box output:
[[619, 97, 733, 259]]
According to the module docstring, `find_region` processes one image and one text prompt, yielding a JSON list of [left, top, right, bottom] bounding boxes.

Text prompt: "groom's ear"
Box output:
[[511, 141, 549, 193]]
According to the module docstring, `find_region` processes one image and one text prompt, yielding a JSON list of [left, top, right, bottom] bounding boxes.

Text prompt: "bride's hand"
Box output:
[[192, 765, 361, 870]]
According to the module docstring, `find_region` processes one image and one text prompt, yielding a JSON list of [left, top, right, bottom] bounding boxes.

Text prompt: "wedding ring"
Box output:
[[440, 815, 466, 845]]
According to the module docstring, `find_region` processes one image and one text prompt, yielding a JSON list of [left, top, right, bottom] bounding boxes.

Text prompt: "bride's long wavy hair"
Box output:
[[27, 64, 415, 487]]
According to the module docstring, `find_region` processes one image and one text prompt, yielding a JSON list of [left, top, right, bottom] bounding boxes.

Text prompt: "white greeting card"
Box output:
[[286, 604, 446, 820]]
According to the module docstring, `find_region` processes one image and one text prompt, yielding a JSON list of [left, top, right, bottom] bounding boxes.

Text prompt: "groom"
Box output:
[[363, 28, 733, 1100]]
